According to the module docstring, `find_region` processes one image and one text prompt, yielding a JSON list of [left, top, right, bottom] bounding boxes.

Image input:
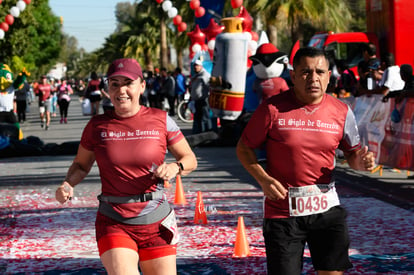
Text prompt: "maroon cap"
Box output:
[[107, 58, 143, 80]]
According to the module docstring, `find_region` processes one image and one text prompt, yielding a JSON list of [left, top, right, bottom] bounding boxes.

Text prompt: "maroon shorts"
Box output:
[[95, 212, 177, 261]]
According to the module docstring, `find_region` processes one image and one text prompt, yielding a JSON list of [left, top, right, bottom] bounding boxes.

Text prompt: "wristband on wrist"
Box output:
[[176, 162, 184, 174]]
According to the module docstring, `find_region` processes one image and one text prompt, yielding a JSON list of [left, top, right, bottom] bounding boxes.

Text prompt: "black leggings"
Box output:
[[16, 100, 27, 122], [58, 99, 70, 118]]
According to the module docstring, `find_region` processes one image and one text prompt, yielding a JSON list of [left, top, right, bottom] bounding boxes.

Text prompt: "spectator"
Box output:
[[362, 43, 377, 63], [14, 81, 30, 123], [190, 59, 212, 134], [159, 68, 176, 116], [383, 64, 414, 102], [174, 67, 186, 104], [100, 77, 114, 113], [357, 43, 379, 96], [357, 58, 382, 96], [400, 64, 414, 92], [140, 71, 149, 107], [370, 53, 405, 96], [335, 59, 357, 97], [145, 71, 158, 108]]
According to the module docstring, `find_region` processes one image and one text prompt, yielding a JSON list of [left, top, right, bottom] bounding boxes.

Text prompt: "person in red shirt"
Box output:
[[85, 71, 103, 115], [35, 75, 52, 130], [237, 47, 376, 275], [55, 58, 197, 275]]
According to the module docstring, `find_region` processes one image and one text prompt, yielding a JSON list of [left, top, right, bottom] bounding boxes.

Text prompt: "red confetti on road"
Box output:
[[0, 183, 413, 274]]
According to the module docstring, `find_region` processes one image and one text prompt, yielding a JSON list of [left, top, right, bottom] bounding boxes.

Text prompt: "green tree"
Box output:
[[170, 0, 192, 70], [237, 0, 356, 51], [94, 1, 161, 72]]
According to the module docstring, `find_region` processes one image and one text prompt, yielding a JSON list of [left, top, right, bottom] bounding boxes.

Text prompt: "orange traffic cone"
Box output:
[[194, 191, 208, 224], [233, 216, 250, 257], [164, 179, 170, 188], [174, 174, 187, 205]]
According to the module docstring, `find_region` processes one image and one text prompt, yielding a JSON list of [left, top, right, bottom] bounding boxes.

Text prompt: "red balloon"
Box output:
[[0, 22, 9, 32], [195, 6, 205, 18], [250, 31, 259, 41], [237, 6, 253, 32], [178, 22, 187, 32], [155, 0, 164, 3], [202, 18, 224, 41], [173, 15, 182, 25], [5, 15, 14, 26], [231, 0, 243, 9], [23, 0, 31, 4], [187, 24, 206, 45], [0, 0, 2, 4], [189, 0, 200, 10]]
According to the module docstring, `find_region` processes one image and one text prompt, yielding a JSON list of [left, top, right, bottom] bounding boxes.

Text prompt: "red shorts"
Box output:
[[95, 212, 177, 261]]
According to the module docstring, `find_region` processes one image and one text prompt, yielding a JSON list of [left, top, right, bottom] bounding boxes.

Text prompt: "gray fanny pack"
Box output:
[[97, 189, 170, 225]]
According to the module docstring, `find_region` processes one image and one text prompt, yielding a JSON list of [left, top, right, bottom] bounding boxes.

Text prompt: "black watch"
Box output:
[[176, 162, 184, 172]]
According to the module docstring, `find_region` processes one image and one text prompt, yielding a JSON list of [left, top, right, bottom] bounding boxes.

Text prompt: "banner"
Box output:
[[350, 95, 414, 170], [380, 98, 414, 169], [351, 95, 390, 163]]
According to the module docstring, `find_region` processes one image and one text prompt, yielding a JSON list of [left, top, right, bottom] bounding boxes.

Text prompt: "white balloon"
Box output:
[[207, 39, 216, 50], [0, 29, 5, 40], [248, 40, 258, 52], [167, 7, 178, 18], [17, 0, 26, 11], [162, 0, 172, 11], [244, 31, 252, 41], [10, 6, 20, 17], [192, 43, 202, 53]]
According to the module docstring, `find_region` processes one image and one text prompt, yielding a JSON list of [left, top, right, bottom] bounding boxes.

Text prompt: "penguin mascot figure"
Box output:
[[249, 43, 290, 103]]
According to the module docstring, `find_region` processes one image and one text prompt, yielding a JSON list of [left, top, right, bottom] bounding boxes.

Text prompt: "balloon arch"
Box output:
[[155, 0, 258, 62], [157, 0, 259, 121]]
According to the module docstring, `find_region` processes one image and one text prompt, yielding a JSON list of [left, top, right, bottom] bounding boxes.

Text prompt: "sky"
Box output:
[[49, 0, 134, 52]]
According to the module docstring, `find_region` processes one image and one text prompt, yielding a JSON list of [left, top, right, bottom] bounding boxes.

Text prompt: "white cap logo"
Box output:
[[118, 63, 124, 68]]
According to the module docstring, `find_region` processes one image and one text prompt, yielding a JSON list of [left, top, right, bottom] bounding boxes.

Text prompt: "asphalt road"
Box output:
[[1, 95, 413, 274]]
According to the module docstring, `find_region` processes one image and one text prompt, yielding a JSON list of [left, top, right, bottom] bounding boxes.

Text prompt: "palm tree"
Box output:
[[241, 0, 353, 49]]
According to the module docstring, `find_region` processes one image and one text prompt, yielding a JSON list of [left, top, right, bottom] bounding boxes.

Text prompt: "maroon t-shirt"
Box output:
[[36, 84, 52, 102], [241, 90, 361, 218], [81, 107, 184, 217], [87, 79, 101, 92]]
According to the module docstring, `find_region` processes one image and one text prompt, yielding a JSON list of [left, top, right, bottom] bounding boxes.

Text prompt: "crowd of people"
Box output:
[[327, 43, 412, 101], [0, 66, 191, 131]]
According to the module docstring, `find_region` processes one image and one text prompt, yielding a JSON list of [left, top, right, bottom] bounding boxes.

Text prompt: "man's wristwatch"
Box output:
[[176, 162, 184, 174]]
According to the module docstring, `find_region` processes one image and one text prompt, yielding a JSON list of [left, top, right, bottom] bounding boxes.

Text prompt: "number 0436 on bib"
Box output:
[[288, 184, 340, 217]]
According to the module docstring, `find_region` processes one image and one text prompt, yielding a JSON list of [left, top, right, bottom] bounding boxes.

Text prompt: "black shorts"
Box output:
[[89, 94, 101, 103], [263, 206, 353, 274]]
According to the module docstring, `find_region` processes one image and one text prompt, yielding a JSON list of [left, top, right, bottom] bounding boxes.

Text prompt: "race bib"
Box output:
[[161, 209, 179, 245], [288, 184, 340, 217]]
